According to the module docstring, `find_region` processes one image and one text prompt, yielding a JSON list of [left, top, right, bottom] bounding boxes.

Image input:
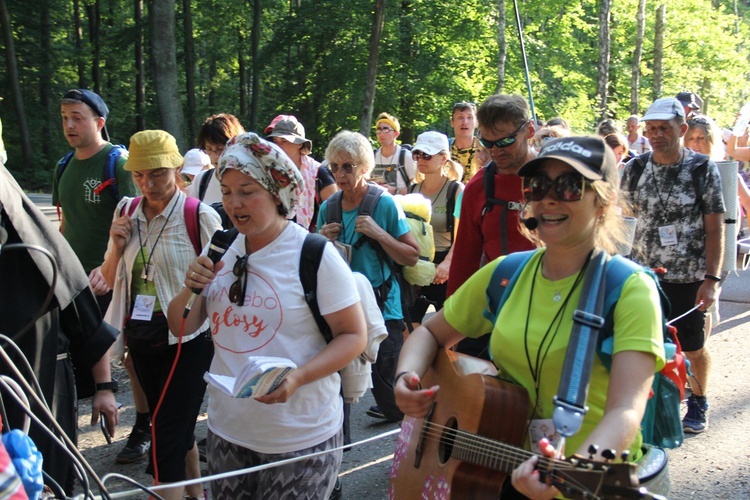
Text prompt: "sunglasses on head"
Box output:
[[478, 121, 528, 149], [328, 162, 358, 174], [688, 117, 710, 126], [523, 172, 591, 202], [229, 255, 249, 306], [412, 151, 434, 161]]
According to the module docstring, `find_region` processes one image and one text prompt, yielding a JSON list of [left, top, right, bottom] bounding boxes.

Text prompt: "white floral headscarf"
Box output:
[[216, 132, 304, 216]]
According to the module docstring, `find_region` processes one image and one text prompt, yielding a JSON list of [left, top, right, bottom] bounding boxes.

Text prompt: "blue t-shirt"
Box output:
[[318, 192, 410, 321]]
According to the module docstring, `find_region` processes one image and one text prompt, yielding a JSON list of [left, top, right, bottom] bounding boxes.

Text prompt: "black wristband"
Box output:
[[394, 371, 410, 385], [704, 274, 721, 283]]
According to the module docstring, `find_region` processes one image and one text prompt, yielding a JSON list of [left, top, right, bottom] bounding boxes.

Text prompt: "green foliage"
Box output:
[[1, 0, 750, 189]]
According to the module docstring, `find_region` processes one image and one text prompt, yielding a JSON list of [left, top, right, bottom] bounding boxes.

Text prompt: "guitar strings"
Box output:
[[413, 420, 603, 497]]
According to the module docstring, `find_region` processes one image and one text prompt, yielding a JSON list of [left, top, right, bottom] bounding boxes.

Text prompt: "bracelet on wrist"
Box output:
[[394, 371, 410, 385], [704, 274, 721, 283]]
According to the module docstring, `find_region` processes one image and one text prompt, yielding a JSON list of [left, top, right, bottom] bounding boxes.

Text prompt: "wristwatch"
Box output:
[[95, 380, 119, 393]]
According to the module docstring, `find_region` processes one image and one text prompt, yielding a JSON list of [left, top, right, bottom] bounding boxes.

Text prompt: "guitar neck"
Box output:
[[452, 427, 536, 474]]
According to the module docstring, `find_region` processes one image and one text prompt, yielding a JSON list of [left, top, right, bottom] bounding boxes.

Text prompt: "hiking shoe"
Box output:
[[330, 478, 343, 500], [365, 405, 400, 422], [683, 394, 708, 434], [115, 427, 151, 464]]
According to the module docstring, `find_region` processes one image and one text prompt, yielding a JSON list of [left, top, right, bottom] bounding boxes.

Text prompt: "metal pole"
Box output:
[[512, 0, 537, 125]]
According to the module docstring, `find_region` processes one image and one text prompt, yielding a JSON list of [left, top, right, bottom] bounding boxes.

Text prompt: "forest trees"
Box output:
[[1, 0, 749, 189]]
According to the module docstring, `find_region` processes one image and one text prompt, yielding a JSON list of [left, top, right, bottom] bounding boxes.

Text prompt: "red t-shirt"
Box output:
[[447, 165, 535, 296]]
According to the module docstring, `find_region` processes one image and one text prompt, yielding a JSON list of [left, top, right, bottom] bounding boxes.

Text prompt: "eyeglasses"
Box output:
[[523, 172, 591, 202], [376, 127, 395, 133], [328, 162, 358, 174], [229, 255, 249, 306], [478, 121, 528, 149], [412, 151, 434, 161], [204, 145, 225, 155]]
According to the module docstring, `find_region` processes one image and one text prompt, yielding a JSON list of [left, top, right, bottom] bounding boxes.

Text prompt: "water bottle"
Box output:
[[732, 102, 750, 137]]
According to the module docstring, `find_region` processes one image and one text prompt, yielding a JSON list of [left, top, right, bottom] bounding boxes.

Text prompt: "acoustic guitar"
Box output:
[[388, 348, 667, 499]]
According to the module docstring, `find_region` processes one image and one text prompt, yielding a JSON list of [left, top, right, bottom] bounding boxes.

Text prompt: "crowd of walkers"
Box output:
[[2, 86, 749, 499]]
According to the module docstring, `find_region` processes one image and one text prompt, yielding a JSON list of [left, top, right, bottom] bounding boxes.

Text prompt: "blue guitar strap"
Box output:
[[552, 249, 608, 438]]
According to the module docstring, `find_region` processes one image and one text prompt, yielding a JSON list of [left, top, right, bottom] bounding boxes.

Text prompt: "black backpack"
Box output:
[[481, 162, 524, 255], [196, 170, 234, 229], [375, 146, 411, 188]]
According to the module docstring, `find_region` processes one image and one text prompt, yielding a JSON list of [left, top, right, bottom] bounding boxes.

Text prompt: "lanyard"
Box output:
[[135, 196, 179, 284]]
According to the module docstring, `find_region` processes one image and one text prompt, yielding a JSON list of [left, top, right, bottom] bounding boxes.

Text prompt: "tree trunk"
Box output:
[[397, 0, 415, 145], [249, 0, 260, 130], [359, 0, 386, 136], [151, 0, 186, 149], [652, 4, 666, 101], [74, 0, 86, 87], [0, 0, 32, 166], [86, 0, 101, 94], [239, 32, 247, 123], [596, 0, 611, 121], [183, 0, 196, 144], [39, 0, 52, 161], [135, 0, 145, 130], [630, 0, 646, 114], [495, 0, 506, 93]]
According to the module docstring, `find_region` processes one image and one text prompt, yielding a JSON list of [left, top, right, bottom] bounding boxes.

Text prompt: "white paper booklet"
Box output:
[[204, 356, 297, 398]]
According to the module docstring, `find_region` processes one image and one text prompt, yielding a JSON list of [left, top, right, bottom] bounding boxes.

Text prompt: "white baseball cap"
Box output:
[[413, 131, 449, 155], [182, 148, 211, 176]]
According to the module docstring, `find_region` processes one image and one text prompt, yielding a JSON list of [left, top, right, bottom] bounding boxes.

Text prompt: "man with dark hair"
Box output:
[[621, 97, 725, 434], [448, 94, 537, 358], [52, 89, 146, 463]]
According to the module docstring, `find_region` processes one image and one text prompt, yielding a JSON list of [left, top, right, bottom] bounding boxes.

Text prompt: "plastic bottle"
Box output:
[[732, 102, 750, 137]]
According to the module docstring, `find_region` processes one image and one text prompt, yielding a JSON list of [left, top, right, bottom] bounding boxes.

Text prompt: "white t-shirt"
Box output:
[[203, 222, 359, 453], [185, 168, 223, 205], [373, 145, 416, 192]]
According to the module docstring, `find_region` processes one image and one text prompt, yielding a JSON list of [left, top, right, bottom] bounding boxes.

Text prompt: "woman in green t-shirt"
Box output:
[[394, 136, 665, 499]]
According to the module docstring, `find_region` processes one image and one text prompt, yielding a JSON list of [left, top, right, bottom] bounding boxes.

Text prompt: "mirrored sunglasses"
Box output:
[[523, 172, 591, 202], [229, 255, 249, 306], [478, 121, 528, 149]]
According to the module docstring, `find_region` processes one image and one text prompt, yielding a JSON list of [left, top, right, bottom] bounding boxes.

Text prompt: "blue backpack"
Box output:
[[483, 250, 687, 449], [56, 144, 127, 202]]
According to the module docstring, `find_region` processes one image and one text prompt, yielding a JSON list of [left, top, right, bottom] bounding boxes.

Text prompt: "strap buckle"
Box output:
[[508, 201, 523, 211], [572, 310, 605, 329], [552, 396, 588, 437]]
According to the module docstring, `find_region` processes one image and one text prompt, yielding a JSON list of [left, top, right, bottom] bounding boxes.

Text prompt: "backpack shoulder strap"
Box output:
[[407, 183, 417, 194], [358, 184, 384, 216], [483, 250, 537, 325], [121, 196, 143, 217], [184, 196, 203, 255], [626, 152, 651, 194], [198, 170, 212, 201], [56, 152, 74, 181], [326, 190, 344, 224], [398, 148, 410, 187], [300, 233, 332, 343], [446, 180, 460, 238]]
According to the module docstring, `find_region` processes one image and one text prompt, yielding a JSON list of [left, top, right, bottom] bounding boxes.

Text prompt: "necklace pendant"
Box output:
[[553, 291, 562, 302]]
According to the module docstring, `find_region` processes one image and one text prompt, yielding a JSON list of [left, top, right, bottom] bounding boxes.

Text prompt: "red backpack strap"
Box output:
[[184, 196, 202, 255], [120, 196, 142, 217]]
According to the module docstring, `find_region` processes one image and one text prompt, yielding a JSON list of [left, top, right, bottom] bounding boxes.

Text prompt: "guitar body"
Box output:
[[389, 349, 530, 500]]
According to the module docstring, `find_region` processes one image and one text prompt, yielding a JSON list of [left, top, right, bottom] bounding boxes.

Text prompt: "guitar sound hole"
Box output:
[[438, 417, 459, 464]]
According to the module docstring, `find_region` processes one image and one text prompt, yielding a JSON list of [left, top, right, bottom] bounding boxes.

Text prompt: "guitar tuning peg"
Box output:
[[587, 444, 599, 459], [620, 450, 631, 462], [601, 449, 616, 461]]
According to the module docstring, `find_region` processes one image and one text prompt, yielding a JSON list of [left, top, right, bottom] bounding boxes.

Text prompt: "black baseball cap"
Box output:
[[517, 136, 617, 182], [675, 91, 702, 111], [63, 89, 110, 141]]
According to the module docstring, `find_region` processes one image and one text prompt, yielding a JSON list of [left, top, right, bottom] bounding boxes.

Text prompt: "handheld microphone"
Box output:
[[519, 202, 539, 230], [183, 228, 238, 318]]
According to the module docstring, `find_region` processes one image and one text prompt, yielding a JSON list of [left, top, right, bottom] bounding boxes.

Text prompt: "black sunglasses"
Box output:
[[688, 117, 710, 126], [412, 151, 434, 161], [523, 172, 591, 202], [229, 255, 249, 306], [328, 162, 358, 174], [478, 121, 528, 149]]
